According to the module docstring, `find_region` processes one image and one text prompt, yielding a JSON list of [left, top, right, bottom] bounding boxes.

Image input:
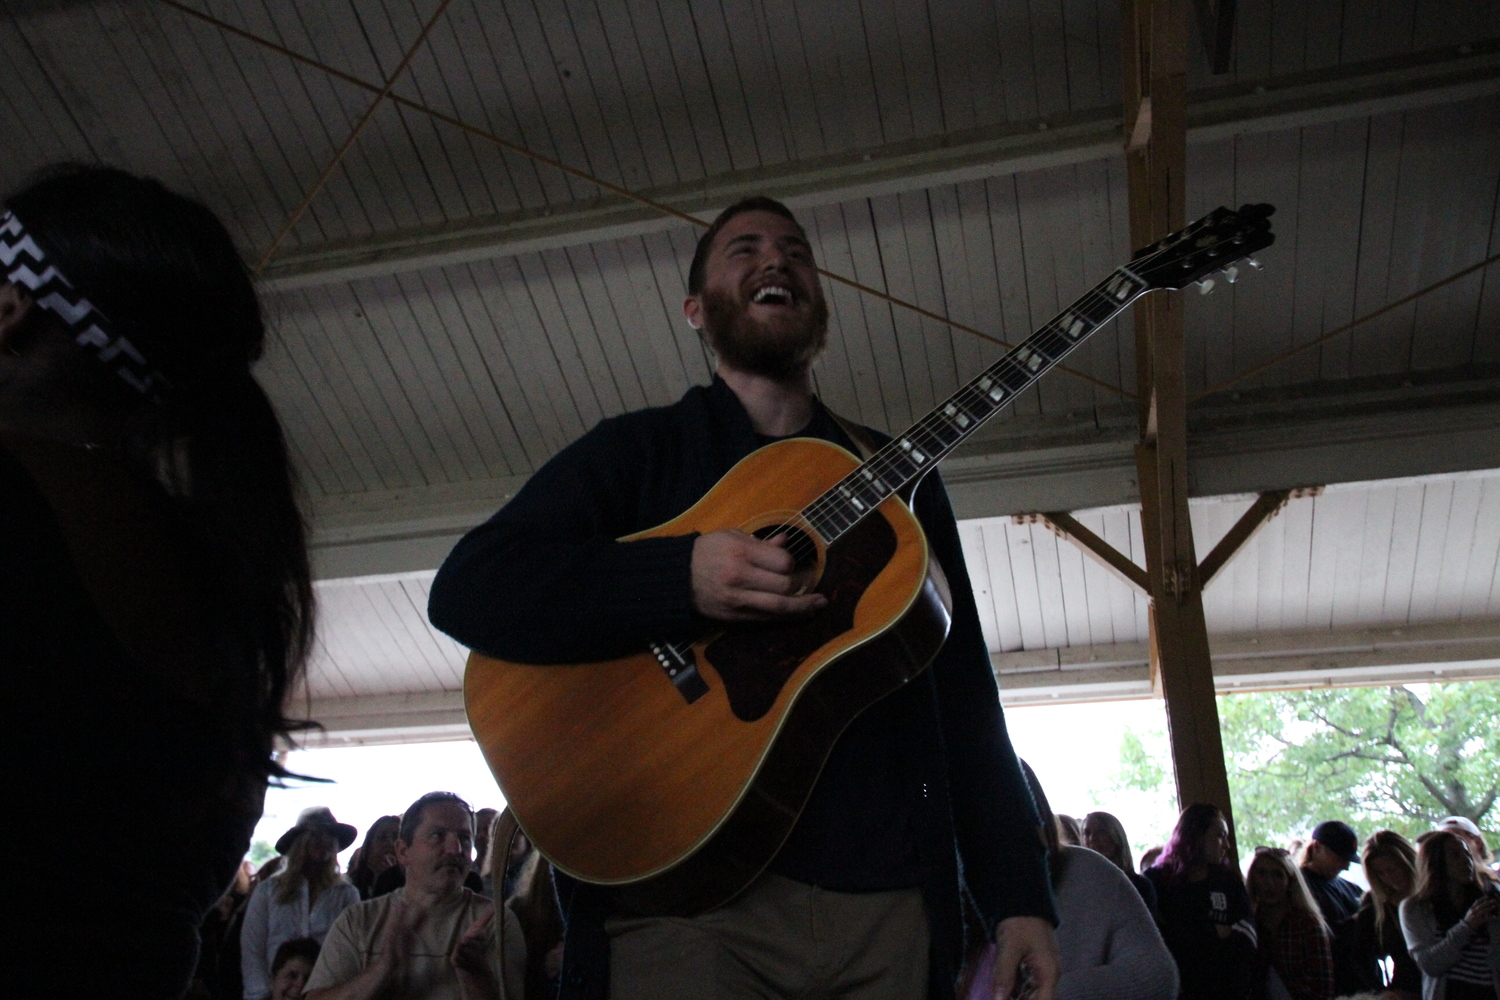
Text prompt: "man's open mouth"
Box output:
[[751, 284, 794, 306]]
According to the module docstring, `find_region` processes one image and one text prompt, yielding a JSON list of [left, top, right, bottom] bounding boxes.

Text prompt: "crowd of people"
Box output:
[[186, 794, 545, 1000], [183, 770, 1499, 1000]]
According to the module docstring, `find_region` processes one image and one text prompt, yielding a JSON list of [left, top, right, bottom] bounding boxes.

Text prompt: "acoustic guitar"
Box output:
[[465, 203, 1275, 915]]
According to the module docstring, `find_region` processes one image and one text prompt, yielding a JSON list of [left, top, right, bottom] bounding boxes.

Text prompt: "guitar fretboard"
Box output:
[[802, 266, 1149, 544]]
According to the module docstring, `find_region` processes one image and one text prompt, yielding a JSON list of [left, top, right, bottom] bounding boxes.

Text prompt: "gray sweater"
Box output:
[[1054, 846, 1181, 1000]]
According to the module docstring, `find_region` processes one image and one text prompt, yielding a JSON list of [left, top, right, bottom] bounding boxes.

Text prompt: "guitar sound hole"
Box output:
[[706, 512, 898, 722], [751, 523, 818, 571]]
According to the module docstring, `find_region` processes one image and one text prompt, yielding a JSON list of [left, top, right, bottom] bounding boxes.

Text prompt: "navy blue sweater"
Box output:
[[429, 377, 1054, 999]]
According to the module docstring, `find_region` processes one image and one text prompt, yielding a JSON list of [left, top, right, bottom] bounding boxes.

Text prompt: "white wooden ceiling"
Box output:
[[4, 1, 1500, 734], [2, 3, 1497, 506], [299, 468, 1500, 716]]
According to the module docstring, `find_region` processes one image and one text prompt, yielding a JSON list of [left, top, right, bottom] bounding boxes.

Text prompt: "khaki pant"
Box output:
[[606, 873, 929, 1000]]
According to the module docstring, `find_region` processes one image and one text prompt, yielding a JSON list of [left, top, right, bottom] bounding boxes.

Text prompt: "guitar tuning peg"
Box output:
[[1224, 265, 1239, 284], [1197, 278, 1215, 295], [1246, 257, 1263, 270]]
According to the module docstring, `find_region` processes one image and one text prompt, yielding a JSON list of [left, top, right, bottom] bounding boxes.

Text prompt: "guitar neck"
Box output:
[[803, 265, 1151, 544]]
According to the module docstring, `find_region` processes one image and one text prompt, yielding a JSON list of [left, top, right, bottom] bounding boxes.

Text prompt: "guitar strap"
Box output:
[[826, 410, 954, 616], [490, 807, 521, 1000]]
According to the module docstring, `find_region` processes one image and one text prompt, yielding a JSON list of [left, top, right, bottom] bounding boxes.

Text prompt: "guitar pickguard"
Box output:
[[705, 509, 898, 722]]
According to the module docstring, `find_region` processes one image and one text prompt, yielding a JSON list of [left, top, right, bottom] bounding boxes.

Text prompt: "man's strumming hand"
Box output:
[[691, 529, 827, 621], [989, 916, 1059, 1000]]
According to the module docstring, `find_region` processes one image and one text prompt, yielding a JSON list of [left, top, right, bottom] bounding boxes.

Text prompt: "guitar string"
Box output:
[[768, 278, 1139, 569], [666, 218, 1262, 648], [781, 221, 1261, 566]]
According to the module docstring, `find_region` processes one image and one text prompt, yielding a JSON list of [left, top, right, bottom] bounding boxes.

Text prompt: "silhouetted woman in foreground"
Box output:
[[0, 166, 313, 998]]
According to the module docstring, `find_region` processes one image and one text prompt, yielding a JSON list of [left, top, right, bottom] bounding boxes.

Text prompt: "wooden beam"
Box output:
[[1123, 0, 1238, 841], [1032, 511, 1151, 593], [1193, 0, 1237, 75], [254, 39, 1500, 289], [1198, 488, 1297, 587]]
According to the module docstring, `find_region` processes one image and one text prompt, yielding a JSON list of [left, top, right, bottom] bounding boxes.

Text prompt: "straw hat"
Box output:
[[275, 806, 358, 854]]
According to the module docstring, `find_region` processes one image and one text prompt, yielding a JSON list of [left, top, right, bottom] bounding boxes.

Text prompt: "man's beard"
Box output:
[[700, 285, 829, 380]]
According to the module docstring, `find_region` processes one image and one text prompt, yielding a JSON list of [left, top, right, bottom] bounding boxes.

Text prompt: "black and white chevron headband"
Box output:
[[1, 210, 168, 398]]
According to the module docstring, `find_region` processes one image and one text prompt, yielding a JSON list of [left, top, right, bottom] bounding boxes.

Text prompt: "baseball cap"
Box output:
[[1311, 820, 1360, 863]]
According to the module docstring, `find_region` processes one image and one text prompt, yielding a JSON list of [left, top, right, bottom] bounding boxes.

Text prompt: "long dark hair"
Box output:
[[1414, 830, 1487, 924], [5, 165, 313, 766], [1154, 802, 1232, 883]]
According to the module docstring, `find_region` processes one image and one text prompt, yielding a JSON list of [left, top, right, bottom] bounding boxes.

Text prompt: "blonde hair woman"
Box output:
[[1349, 831, 1421, 996], [1084, 811, 1159, 918], [240, 808, 360, 1000], [1247, 847, 1334, 1000]]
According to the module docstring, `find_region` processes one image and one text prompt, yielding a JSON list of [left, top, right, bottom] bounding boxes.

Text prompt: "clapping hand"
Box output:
[[1465, 893, 1499, 929], [451, 906, 496, 975]]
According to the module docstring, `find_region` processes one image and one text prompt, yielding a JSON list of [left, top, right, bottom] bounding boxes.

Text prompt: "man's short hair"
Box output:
[[271, 937, 320, 974], [398, 791, 474, 844], [687, 195, 804, 296]]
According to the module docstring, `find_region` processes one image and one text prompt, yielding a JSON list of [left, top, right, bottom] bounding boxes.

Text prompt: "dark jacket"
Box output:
[[429, 378, 1056, 999]]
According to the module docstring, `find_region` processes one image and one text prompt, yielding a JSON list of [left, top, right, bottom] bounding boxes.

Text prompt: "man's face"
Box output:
[[1305, 840, 1350, 877], [395, 802, 473, 895], [685, 210, 829, 380]]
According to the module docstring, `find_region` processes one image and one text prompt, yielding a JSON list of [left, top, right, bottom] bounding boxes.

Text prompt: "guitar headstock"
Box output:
[[1129, 203, 1275, 292]]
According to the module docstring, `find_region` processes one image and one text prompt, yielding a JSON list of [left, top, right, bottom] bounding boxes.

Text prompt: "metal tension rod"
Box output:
[[152, 0, 1133, 400], [251, 0, 454, 273], [1190, 250, 1500, 403]]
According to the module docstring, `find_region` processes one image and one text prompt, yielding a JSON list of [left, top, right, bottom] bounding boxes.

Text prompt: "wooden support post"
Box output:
[[1123, 0, 1238, 843]]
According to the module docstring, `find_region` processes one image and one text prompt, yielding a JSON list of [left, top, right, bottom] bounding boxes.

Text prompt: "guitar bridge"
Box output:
[[650, 640, 708, 704]]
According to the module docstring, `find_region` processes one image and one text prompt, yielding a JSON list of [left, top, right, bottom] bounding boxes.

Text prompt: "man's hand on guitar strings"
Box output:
[[691, 529, 828, 622], [990, 915, 1060, 1000]]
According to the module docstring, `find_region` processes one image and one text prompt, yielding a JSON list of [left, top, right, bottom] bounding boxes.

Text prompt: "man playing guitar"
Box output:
[[429, 196, 1060, 1000]]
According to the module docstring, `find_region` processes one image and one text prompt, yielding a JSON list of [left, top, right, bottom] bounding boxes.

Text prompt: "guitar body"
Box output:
[[464, 437, 952, 915]]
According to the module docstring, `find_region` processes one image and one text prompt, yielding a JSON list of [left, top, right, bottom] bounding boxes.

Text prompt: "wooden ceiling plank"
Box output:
[[1030, 0, 1075, 120], [987, 0, 1037, 123], [559, 243, 654, 414], [856, 0, 917, 147], [462, 257, 582, 456], [586, 239, 681, 408], [581, 0, 684, 190], [836, 199, 918, 432], [137, 2, 310, 248], [1434, 478, 1487, 619], [507, 251, 611, 428], [804, 202, 890, 429], [303, 283, 437, 489], [391, 270, 518, 479], [352, 275, 484, 483], [690, 0, 783, 168], [1461, 480, 1500, 619], [1405, 480, 1456, 623], [276, 295, 411, 493], [533, 247, 632, 417], [791, 0, 884, 155], [1003, 517, 1050, 650], [1378, 483, 1428, 624], [648, 0, 735, 177], [432, 266, 549, 471], [608, 235, 700, 402], [896, 189, 964, 403], [1353, 481, 1402, 623], [868, 192, 941, 419]]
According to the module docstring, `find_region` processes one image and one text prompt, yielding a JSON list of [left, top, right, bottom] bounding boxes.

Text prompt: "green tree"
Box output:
[[1111, 682, 1500, 856], [247, 839, 277, 867]]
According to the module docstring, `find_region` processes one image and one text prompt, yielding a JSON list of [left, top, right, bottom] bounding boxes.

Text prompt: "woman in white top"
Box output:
[[964, 766, 1178, 1000], [1400, 829, 1500, 1000], [241, 808, 361, 1000]]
